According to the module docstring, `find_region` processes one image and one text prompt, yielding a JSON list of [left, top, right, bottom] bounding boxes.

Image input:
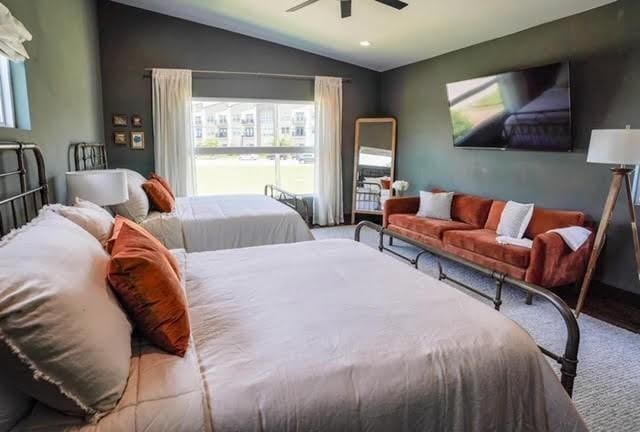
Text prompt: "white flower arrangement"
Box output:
[[392, 180, 409, 192]]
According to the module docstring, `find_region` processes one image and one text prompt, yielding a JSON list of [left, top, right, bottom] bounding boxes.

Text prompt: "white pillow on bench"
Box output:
[[416, 191, 454, 220], [497, 201, 534, 239]]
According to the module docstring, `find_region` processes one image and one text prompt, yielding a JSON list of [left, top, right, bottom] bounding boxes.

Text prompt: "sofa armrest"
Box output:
[[525, 230, 594, 288], [383, 196, 420, 227]]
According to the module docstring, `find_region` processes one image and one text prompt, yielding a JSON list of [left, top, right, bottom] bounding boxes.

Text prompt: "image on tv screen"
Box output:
[[446, 62, 571, 151]]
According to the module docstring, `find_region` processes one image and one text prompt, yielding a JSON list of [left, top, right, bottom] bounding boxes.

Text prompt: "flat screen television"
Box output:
[[446, 62, 571, 151]]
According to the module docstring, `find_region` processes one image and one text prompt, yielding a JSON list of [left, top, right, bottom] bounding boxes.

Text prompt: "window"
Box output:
[[194, 115, 202, 126], [0, 56, 15, 128], [195, 128, 202, 138], [218, 114, 227, 124], [193, 99, 315, 195]]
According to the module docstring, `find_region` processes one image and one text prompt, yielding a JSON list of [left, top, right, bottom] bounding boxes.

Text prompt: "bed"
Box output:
[[2, 143, 587, 431], [71, 143, 314, 252]]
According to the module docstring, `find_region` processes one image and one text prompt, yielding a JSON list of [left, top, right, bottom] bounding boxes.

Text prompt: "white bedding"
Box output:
[[185, 240, 585, 432], [14, 240, 587, 431], [140, 194, 313, 252]]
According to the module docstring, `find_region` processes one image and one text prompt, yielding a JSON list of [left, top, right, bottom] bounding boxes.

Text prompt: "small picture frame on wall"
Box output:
[[131, 115, 143, 127], [112, 114, 128, 127], [131, 131, 145, 150], [113, 131, 128, 145]]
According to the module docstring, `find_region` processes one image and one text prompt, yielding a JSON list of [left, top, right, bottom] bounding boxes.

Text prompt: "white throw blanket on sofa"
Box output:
[[497, 226, 590, 251]]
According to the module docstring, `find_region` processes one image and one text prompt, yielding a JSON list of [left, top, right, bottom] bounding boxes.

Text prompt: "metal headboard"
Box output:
[[0, 142, 49, 236], [73, 142, 107, 171]]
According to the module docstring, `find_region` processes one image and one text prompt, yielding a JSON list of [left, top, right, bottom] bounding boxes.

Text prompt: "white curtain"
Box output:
[[152, 69, 196, 197], [313, 76, 344, 226], [0, 3, 31, 62]]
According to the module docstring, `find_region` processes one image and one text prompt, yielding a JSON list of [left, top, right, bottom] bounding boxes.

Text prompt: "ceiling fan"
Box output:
[[286, 0, 408, 19]]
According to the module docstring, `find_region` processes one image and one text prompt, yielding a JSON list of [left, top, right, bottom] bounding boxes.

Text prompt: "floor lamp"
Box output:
[[576, 127, 640, 317]]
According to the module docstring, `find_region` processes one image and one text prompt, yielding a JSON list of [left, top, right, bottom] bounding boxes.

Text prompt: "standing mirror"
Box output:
[[351, 117, 397, 224]]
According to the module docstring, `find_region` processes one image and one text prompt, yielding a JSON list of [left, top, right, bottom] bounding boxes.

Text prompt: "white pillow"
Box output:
[[50, 198, 114, 245], [497, 201, 534, 239], [0, 377, 33, 431], [0, 212, 132, 421], [75, 197, 113, 219], [416, 191, 454, 220], [113, 169, 149, 222]]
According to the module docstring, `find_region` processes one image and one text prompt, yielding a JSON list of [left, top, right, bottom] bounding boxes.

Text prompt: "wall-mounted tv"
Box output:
[[446, 62, 571, 151]]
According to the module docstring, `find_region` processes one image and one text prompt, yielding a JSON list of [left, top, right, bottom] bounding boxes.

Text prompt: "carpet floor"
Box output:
[[312, 225, 640, 432]]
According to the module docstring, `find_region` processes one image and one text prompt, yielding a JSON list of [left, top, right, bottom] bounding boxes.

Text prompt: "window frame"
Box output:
[[633, 167, 640, 206], [0, 55, 15, 128]]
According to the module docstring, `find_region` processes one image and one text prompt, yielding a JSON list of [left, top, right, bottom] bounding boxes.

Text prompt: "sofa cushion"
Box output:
[[387, 225, 444, 250], [388, 214, 476, 240], [484, 201, 506, 231], [443, 243, 527, 281], [525, 208, 585, 238], [485, 200, 586, 238], [443, 229, 531, 268], [451, 194, 494, 227]]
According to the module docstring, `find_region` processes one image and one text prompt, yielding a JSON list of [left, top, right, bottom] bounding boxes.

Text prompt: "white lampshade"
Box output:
[[587, 128, 640, 165], [66, 170, 129, 206]]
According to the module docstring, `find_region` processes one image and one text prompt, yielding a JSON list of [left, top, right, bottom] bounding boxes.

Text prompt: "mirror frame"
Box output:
[[351, 117, 397, 224]]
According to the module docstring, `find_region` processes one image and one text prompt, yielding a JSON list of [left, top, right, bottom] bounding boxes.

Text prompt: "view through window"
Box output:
[[192, 99, 315, 195]]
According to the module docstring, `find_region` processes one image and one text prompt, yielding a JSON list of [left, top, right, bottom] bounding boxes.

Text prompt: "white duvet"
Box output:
[[140, 194, 314, 252], [14, 240, 587, 432]]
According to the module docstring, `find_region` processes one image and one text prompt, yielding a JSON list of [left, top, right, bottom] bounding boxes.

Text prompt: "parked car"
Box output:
[[239, 154, 258, 161], [298, 153, 314, 164]]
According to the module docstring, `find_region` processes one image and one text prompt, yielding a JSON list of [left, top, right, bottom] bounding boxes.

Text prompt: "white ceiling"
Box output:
[[112, 0, 617, 71]]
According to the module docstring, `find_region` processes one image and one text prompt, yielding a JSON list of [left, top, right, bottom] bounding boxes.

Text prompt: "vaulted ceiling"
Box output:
[[112, 0, 617, 71]]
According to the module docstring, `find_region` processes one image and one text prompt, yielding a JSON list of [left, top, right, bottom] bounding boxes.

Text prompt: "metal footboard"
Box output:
[[354, 220, 580, 397], [264, 184, 311, 226]]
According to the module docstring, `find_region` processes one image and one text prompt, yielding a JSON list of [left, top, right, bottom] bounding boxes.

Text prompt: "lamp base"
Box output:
[[576, 167, 640, 316]]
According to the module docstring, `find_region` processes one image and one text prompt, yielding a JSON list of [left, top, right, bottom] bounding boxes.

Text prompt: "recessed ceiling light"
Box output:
[[360, 41, 371, 47]]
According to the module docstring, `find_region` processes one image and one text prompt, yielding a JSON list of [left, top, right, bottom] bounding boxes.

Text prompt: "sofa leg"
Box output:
[[388, 235, 394, 247], [525, 293, 534, 305]]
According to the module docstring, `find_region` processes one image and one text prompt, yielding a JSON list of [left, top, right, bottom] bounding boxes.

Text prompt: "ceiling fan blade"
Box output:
[[286, 0, 321, 13], [341, 0, 352, 18], [374, 0, 408, 10]]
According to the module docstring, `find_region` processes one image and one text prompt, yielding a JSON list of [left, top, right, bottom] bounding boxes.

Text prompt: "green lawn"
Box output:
[[196, 157, 314, 195]]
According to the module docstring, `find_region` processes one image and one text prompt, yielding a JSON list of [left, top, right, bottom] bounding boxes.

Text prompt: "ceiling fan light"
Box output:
[[360, 40, 371, 47]]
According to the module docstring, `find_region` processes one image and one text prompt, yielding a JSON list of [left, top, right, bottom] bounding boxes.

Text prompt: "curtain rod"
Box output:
[[142, 68, 352, 83]]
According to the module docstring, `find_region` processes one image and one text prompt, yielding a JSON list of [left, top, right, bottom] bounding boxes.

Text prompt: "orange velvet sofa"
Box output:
[[383, 193, 594, 289]]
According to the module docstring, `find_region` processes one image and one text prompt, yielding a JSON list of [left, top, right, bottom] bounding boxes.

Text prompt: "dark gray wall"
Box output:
[[380, 0, 640, 293], [0, 0, 103, 202], [97, 0, 380, 212]]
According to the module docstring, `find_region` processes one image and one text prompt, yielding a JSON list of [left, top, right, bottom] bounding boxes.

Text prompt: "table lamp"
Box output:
[[65, 169, 129, 207], [576, 126, 640, 316]]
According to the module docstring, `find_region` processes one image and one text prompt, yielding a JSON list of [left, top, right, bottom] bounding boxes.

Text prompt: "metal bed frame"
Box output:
[[0, 142, 49, 237], [72, 142, 108, 171], [264, 184, 311, 226], [354, 220, 580, 398]]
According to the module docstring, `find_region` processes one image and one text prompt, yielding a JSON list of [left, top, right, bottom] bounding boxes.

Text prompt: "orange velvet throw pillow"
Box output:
[[106, 217, 181, 278], [107, 217, 190, 356], [149, 172, 175, 198], [142, 178, 175, 213]]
